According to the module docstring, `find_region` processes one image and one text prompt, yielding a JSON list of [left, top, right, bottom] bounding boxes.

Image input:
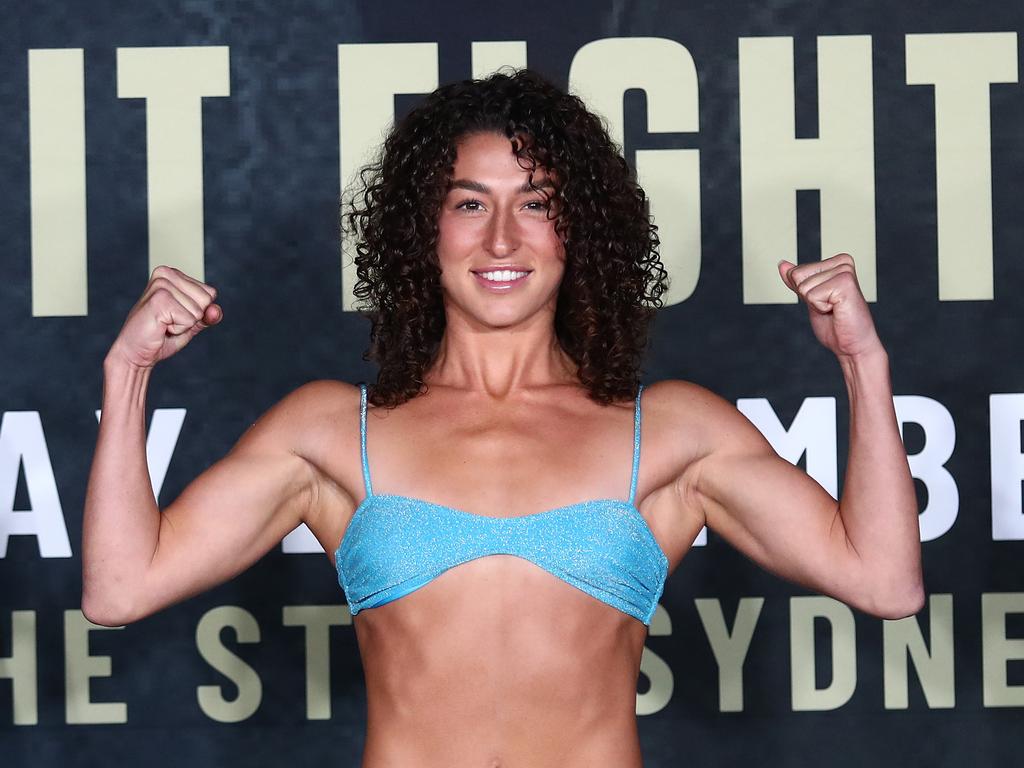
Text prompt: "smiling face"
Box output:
[[436, 131, 566, 329]]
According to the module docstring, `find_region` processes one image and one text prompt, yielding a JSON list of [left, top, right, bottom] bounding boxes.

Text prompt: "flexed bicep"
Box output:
[[140, 408, 318, 618], [682, 391, 868, 611], [84, 380, 354, 626]]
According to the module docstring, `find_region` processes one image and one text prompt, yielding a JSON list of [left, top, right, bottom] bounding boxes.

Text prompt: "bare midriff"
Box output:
[[353, 554, 649, 768]]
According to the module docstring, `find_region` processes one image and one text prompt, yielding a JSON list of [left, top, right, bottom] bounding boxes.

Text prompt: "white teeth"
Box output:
[[478, 270, 528, 282]]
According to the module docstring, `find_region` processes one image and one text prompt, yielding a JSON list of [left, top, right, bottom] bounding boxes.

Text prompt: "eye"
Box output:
[[524, 200, 550, 211], [455, 198, 484, 211]]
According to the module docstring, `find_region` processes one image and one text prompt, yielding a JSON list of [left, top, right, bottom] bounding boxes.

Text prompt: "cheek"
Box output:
[[436, 215, 474, 256], [537, 225, 566, 263], [435, 219, 460, 265]]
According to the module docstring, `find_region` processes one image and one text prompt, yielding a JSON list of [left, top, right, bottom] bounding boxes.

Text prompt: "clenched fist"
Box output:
[[777, 253, 884, 361], [106, 265, 222, 370]]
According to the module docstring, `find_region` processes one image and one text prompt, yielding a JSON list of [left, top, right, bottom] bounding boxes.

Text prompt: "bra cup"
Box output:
[[336, 494, 669, 625]]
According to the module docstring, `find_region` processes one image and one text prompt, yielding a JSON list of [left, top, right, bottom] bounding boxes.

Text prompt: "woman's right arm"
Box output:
[[81, 266, 347, 627], [82, 358, 330, 626], [81, 356, 160, 625]]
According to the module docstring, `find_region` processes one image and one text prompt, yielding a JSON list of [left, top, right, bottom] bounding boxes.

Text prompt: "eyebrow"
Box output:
[[450, 178, 556, 194]]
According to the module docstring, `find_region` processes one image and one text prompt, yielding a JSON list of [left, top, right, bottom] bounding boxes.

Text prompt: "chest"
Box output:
[[363, 396, 639, 515]]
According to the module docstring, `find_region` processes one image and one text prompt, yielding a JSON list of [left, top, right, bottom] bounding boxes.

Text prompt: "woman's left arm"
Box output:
[[778, 253, 923, 616], [832, 345, 924, 615], [678, 253, 924, 619]]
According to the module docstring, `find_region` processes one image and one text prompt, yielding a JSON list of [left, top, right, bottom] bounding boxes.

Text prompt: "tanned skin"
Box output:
[[83, 131, 923, 767]]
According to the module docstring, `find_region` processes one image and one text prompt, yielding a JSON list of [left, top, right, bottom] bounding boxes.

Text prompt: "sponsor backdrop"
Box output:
[[1, 1, 1022, 765]]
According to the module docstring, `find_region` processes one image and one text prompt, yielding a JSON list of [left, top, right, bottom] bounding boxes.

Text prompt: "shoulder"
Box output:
[[257, 378, 360, 425], [243, 379, 362, 457], [641, 378, 734, 425], [641, 379, 772, 462], [276, 378, 361, 417]]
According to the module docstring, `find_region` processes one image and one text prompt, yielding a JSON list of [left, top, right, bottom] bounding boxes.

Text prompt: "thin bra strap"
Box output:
[[359, 382, 374, 498], [628, 383, 644, 506]]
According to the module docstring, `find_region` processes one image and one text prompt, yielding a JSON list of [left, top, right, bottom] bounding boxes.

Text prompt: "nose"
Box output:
[[484, 206, 520, 257]]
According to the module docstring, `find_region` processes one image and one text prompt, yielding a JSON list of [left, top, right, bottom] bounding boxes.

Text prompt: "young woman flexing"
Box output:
[[83, 68, 923, 767]]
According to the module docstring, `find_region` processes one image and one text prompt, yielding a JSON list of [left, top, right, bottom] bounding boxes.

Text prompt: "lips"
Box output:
[[470, 266, 534, 275], [472, 269, 532, 292]]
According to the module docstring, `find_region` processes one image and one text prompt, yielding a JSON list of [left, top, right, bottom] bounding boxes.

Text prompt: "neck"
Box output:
[[425, 310, 577, 399]]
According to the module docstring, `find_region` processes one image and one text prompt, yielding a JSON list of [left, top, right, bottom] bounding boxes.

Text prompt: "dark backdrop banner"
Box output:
[[1, 1, 1021, 766]]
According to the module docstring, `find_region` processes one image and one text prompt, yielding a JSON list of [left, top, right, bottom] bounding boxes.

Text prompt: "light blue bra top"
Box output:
[[334, 383, 669, 625]]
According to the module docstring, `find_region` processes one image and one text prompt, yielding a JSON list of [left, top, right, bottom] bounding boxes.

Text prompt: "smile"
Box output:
[[472, 269, 532, 292]]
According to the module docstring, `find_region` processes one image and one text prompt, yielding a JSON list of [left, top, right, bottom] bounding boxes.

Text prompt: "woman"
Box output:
[[82, 69, 923, 766]]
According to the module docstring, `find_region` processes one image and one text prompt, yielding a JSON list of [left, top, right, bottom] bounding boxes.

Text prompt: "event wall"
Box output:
[[1, 1, 1022, 765]]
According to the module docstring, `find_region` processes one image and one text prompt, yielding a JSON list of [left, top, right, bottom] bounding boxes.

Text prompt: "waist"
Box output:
[[353, 576, 648, 718], [361, 688, 643, 768]]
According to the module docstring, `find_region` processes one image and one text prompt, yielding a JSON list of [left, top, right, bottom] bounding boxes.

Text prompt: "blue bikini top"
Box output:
[[334, 383, 669, 625]]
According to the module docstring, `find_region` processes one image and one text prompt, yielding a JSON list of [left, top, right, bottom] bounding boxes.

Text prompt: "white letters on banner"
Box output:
[[739, 36, 877, 305], [23, 34, 1019, 315], [883, 593, 955, 709], [906, 33, 1019, 301], [337, 43, 439, 311], [637, 604, 674, 715], [28, 49, 87, 318], [195, 605, 262, 722], [0, 390, 1014, 558], [738, 396, 839, 498], [0, 408, 184, 559], [117, 46, 231, 283], [695, 597, 764, 712], [7, 593, 1019, 724], [0, 610, 37, 725], [894, 395, 958, 541], [0, 412, 71, 557], [790, 596, 858, 710], [64, 609, 126, 724], [282, 605, 351, 720], [570, 37, 702, 306], [982, 593, 1024, 706], [990, 394, 1024, 540]]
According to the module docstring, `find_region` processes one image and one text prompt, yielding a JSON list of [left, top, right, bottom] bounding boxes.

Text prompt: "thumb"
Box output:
[[200, 303, 223, 327], [169, 309, 218, 353], [181, 303, 221, 338], [777, 259, 796, 289]]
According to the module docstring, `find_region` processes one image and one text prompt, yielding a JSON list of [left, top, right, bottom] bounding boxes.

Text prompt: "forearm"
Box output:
[[837, 348, 924, 615], [81, 355, 162, 624]]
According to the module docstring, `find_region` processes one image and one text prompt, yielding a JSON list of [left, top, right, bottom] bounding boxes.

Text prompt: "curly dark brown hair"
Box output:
[[342, 67, 668, 408]]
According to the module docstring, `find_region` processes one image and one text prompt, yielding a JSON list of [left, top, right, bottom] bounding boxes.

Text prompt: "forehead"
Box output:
[[449, 131, 554, 187]]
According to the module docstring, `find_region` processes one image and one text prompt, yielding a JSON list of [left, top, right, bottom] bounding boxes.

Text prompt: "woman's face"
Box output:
[[436, 131, 565, 328]]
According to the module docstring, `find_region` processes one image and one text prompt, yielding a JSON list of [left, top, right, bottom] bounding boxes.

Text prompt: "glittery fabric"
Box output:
[[335, 383, 669, 625]]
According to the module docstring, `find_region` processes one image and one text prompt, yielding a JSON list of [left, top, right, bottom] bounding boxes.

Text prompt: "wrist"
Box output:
[[102, 349, 154, 402], [838, 344, 888, 372], [838, 345, 891, 402], [103, 345, 152, 375]]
